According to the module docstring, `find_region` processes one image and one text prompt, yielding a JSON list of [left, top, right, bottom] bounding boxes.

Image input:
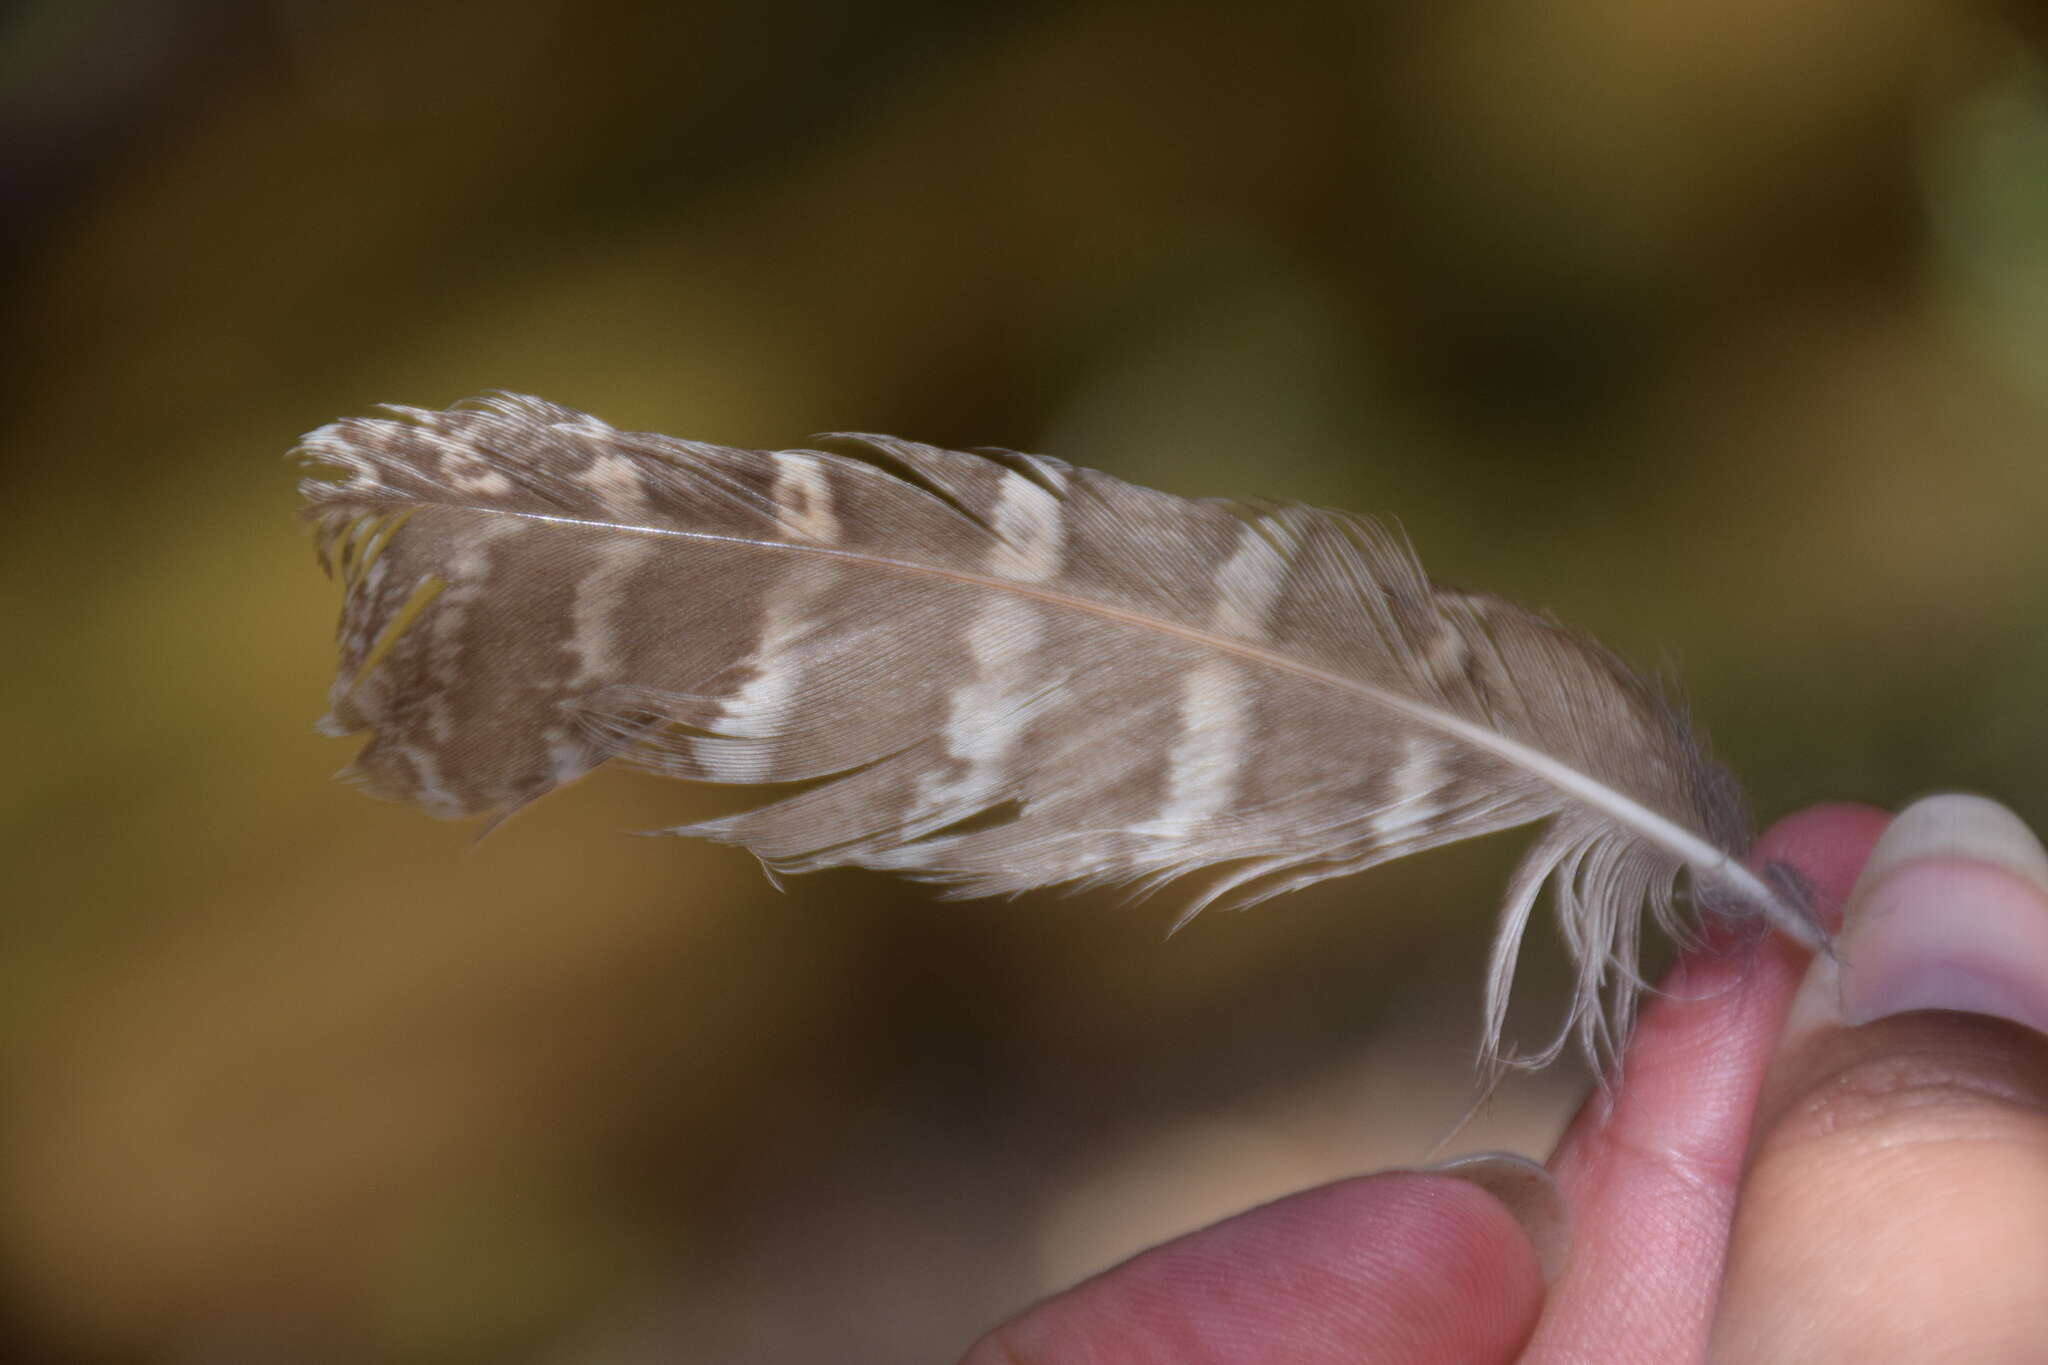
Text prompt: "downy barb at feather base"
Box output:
[[296, 394, 1824, 1074]]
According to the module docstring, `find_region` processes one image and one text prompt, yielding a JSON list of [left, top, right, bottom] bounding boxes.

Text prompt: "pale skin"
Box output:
[[963, 803, 2048, 1363]]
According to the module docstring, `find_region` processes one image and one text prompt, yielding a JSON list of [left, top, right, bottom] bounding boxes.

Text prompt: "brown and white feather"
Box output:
[[298, 394, 1818, 1073]]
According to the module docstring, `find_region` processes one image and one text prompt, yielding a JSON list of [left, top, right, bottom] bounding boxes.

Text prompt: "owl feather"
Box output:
[[297, 394, 1822, 1074]]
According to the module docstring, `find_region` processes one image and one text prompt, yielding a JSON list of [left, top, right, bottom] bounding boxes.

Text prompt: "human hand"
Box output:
[[963, 795, 2048, 1362]]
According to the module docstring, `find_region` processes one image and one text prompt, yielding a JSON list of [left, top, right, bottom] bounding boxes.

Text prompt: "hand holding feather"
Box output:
[[296, 395, 1822, 1073]]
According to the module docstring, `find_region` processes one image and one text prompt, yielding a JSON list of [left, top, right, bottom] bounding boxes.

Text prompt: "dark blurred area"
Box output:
[[5, 1, 2048, 1360]]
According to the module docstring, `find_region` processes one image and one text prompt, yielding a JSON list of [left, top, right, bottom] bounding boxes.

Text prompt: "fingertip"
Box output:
[[1751, 803, 1891, 928], [1721, 796, 2048, 1360], [1779, 793, 2048, 1047], [961, 1174, 1544, 1365], [1421, 1153, 1569, 1286], [1522, 804, 1889, 1358]]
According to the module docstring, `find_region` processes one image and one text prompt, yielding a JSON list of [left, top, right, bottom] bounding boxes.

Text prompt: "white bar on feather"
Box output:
[[769, 452, 841, 544], [1142, 660, 1250, 840], [985, 470, 1065, 582], [1365, 741, 1442, 841], [1209, 518, 1288, 639], [579, 452, 651, 511]]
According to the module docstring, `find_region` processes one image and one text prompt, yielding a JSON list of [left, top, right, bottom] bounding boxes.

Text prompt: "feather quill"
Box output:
[[296, 394, 1822, 1073]]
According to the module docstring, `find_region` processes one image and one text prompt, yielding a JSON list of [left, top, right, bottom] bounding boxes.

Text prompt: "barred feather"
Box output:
[[296, 394, 1821, 1073]]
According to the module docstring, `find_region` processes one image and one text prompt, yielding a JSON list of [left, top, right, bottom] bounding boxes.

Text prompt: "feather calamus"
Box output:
[[296, 394, 1821, 1072]]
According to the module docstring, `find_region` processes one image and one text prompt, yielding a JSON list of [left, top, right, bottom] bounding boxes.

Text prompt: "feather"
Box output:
[[295, 393, 1822, 1074]]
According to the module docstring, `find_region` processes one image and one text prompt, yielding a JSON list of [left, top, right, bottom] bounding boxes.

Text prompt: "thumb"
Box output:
[[1712, 794, 2048, 1361]]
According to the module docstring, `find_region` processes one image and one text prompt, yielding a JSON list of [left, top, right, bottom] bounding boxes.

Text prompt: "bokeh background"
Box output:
[[7, 1, 2048, 1360]]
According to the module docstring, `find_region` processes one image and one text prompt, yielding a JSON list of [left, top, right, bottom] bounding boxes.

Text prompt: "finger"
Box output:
[[960, 1167, 1550, 1365], [1523, 803, 1890, 1362], [1714, 794, 2048, 1361]]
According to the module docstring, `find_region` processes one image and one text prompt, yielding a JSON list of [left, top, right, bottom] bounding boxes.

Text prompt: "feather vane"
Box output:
[[296, 394, 1820, 1072]]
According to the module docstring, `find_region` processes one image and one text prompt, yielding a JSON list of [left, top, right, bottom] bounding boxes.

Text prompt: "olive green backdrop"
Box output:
[[5, 1, 2048, 1360]]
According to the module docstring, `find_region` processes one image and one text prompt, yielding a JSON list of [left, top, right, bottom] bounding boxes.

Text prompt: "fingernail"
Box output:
[[1422, 1152, 1568, 1284], [1836, 794, 2048, 1033]]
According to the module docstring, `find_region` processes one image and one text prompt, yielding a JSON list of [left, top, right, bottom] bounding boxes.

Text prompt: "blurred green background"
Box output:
[[6, 1, 2048, 1360]]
